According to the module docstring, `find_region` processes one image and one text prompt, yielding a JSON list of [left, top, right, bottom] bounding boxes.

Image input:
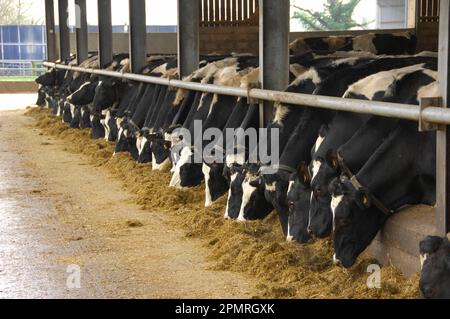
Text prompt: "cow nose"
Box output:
[[307, 227, 313, 235], [286, 235, 294, 242]]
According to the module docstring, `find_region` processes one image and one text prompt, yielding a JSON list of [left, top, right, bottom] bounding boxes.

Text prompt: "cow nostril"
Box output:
[[307, 227, 313, 235]]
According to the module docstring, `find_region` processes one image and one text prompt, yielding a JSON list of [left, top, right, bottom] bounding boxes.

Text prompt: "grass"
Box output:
[[0, 76, 37, 82]]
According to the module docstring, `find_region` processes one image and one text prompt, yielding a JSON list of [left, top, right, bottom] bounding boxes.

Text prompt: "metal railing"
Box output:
[[43, 61, 449, 127]]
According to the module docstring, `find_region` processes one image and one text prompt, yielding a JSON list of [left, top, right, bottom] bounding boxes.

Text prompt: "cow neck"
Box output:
[[355, 123, 422, 212]]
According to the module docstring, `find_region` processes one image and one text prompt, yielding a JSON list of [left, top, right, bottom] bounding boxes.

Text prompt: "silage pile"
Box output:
[[25, 107, 420, 299]]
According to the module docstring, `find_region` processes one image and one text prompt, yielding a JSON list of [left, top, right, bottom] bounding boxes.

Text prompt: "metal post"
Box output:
[[177, 0, 200, 78], [98, 0, 113, 67], [258, 0, 290, 126], [436, 0, 450, 236], [128, 0, 147, 73], [58, 0, 70, 61], [45, 0, 57, 62], [75, 0, 88, 63]]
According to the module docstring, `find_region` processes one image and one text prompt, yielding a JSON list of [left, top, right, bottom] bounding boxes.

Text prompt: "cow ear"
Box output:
[[420, 236, 443, 255], [297, 162, 311, 185], [249, 177, 262, 188], [326, 149, 338, 169]]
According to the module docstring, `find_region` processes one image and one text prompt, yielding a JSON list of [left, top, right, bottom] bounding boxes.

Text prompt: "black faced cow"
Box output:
[[419, 235, 450, 299], [330, 107, 437, 268]]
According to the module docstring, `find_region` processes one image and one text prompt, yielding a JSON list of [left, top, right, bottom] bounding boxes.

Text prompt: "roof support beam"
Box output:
[[75, 0, 88, 63], [58, 0, 70, 61], [258, 0, 290, 126], [177, 0, 200, 78], [436, 0, 450, 236], [128, 0, 147, 73], [98, 0, 113, 67]]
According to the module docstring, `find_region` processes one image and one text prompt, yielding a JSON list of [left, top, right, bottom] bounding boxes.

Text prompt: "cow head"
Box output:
[[329, 176, 387, 268], [419, 235, 450, 299], [136, 129, 152, 164], [115, 118, 138, 160], [62, 102, 73, 124], [35, 68, 65, 87], [69, 105, 81, 129], [101, 109, 118, 142], [202, 160, 228, 207], [286, 163, 313, 244], [179, 160, 204, 188], [67, 80, 98, 106], [36, 85, 46, 106], [90, 113, 106, 140], [308, 150, 340, 238], [237, 163, 273, 222], [92, 78, 120, 112], [149, 132, 172, 170], [79, 106, 92, 129], [224, 163, 245, 219], [261, 170, 291, 225]]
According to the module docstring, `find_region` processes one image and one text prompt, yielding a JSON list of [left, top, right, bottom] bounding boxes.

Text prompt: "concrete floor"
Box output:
[[0, 94, 37, 111]]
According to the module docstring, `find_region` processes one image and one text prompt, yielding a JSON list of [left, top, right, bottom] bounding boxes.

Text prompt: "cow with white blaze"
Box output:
[[308, 63, 437, 239], [329, 80, 438, 268]]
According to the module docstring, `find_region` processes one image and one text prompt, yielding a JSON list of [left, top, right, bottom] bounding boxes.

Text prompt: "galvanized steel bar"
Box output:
[[43, 61, 450, 127]]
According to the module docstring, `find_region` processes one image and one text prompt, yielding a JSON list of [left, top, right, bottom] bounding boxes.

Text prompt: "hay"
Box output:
[[25, 107, 420, 299]]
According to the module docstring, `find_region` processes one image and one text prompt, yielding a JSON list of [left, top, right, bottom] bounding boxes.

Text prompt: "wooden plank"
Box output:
[[221, 0, 226, 22], [232, 0, 237, 25], [237, 0, 243, 21], [243, 0, 248, 20], [226, 0, 231, 24], [209, 0, 214, 26]]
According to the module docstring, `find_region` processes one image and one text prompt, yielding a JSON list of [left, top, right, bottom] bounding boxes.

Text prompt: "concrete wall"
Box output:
[[55, 33, 178, 56], [200, 26, 259, 55], [55, 28, 419, 59]]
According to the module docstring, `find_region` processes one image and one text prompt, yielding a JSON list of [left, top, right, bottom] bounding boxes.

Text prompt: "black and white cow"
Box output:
[[329, 80, 437, 268], [419, 235, 450, 299], [169, 56, 258, 187], [289, 32, 417, 56], [308, 63, 437, 239]]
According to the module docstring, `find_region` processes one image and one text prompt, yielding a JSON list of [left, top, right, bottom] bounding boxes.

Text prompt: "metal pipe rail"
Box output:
[[43, 61, 450, 126]]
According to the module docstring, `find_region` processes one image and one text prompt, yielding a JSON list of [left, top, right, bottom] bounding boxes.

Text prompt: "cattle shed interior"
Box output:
[[43, 0, 449, 276]]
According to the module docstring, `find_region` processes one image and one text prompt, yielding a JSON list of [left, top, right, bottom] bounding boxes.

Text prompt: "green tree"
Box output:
[[0, 0, 43, 25], [292, 0, 372, 31]]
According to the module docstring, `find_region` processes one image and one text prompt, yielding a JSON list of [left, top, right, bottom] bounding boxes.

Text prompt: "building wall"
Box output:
[[199, 26, 259, 55], [56, 33, 178, 55]]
